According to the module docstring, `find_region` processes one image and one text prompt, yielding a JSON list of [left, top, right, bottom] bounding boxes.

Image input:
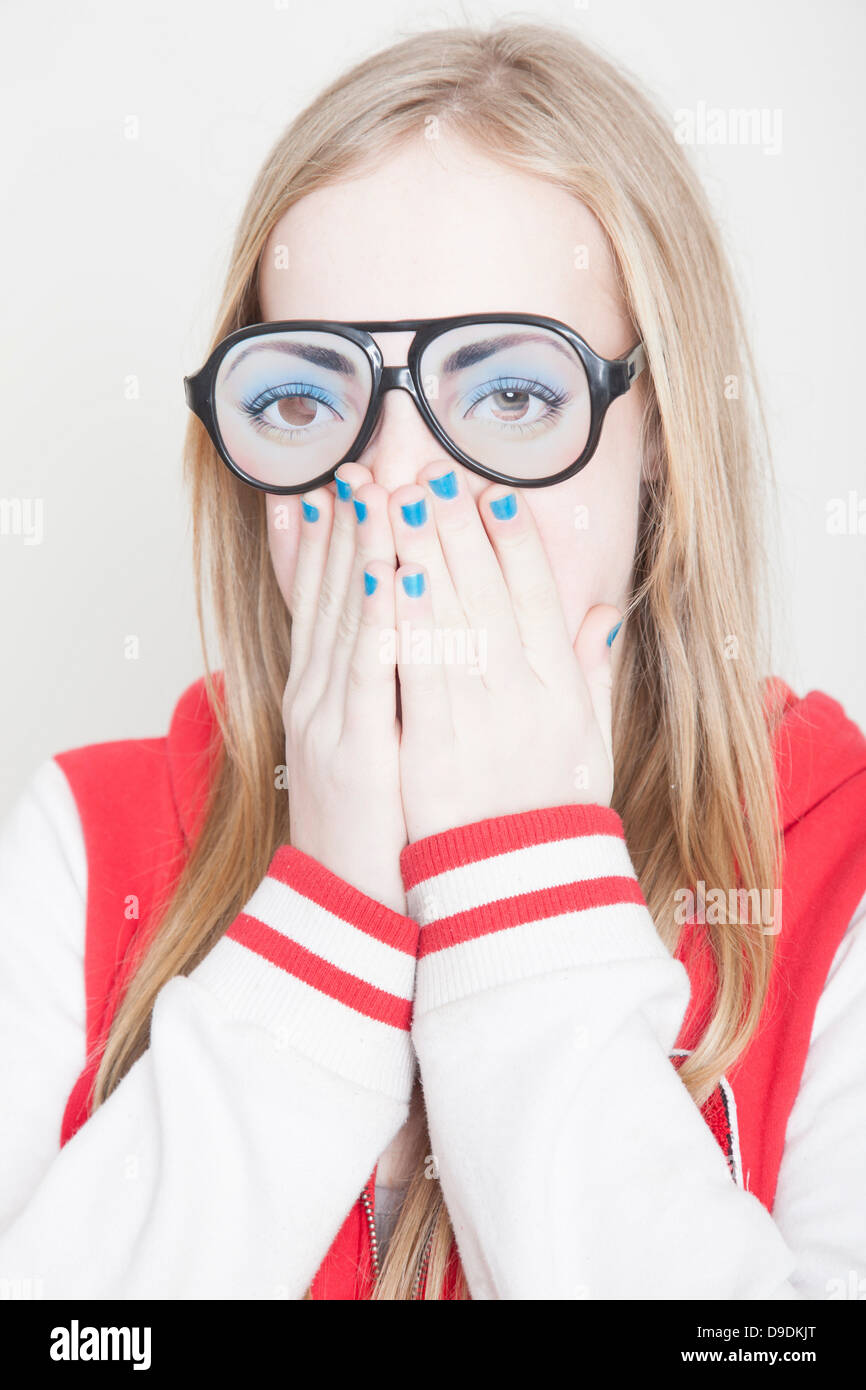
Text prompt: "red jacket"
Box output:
[[54, 674, 866, 1298]]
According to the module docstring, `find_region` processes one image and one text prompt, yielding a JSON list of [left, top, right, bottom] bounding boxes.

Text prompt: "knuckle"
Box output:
[[493, 521, 531, 554], [465, 577, 507, 621], [317, 571, 342, 618], [289, 573, 314, 613], [399, 672, 438, 706], [348, 647, 388, 690], [347, 659, 369, 693], [347, 661, 384, 697], [336, 603, 359, 646], [439, 507, 476, 539], [512, 577, 560, 621]]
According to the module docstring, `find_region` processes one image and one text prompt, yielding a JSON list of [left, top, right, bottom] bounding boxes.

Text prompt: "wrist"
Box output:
[[288, 818, 408, 916]]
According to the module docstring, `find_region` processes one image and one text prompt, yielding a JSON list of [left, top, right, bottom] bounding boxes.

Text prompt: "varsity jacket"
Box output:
[[0, 673, 865, 1299]]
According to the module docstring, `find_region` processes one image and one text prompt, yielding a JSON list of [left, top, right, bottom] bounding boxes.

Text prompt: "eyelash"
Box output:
[[463, 375, 570, 427], [237, 375, 569, 442], [239, 383, 342, 436]]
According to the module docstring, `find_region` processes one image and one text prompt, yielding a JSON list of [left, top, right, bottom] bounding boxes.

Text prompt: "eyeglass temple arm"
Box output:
[[184, 373, 205, 418], [625, 342, 647, 383], [606, 342, 647, 404]]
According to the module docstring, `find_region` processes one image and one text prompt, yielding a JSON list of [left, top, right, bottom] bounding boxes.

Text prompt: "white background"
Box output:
[[1, 0, 864, 815]]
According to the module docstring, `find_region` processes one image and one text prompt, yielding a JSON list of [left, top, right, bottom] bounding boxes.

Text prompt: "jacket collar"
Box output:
[[765, 674, 866, 830], [166, 671, 225, 849]]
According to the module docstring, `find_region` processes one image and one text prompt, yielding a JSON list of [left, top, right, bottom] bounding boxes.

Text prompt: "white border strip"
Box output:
[[408, 833, 638, 923], [244, 875, 415, 1001]]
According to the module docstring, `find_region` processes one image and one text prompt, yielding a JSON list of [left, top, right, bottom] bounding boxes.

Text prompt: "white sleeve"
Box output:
[[0, 759, 419, 1299], [403, 803, 810, 1300], [771, 886, 866, 1299], [0, 760, 90, 1234]]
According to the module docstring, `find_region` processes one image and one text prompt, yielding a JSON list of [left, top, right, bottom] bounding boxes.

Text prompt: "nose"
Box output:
[[353, 368, 454, 494]]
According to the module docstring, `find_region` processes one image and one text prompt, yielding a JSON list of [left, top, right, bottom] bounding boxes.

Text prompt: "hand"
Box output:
[[373, 467, 621, 845], [281, 463, 408, 914]]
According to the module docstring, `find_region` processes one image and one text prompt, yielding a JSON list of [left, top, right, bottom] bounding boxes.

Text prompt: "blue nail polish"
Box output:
[[429, 471, 457, 499], [301, 500, 319, 522], [335, 476, 352, 501], [401, 498, 427, 527], [606, 620, 622, 647], [490, 493, 517, 520], [353, 499, 367, 522], [402, 572, 425, 597], [363, 570, 378, 596]]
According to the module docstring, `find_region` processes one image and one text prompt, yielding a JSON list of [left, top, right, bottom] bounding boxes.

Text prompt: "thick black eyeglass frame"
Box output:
[[183, 312, 648, 496]]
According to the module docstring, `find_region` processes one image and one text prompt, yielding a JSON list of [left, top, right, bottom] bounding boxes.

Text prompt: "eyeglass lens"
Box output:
[[212, 323, 592, 489]]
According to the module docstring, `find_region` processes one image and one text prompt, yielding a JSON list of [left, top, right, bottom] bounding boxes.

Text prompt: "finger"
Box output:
[[326, 476, 396, 709], [393, 565, 451, 745], [574, 606, 623, 766], [332, 459, 376, 511], [287, 485, 334, 677], [353, 479, 397, 569], [476, 484, 575, 685], [387, 483, 463, 632], [306, 464, 364, 689], [341, 559, 398, 743], [411, 464, 523, 685], [325, 546, 367, 714]]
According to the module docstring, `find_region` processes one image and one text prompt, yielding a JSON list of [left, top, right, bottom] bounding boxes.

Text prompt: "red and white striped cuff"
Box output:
[[400, 803, 668, 1016], [189, 844, 420, 1100]]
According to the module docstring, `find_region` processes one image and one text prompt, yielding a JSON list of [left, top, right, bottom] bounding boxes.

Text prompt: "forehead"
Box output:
[[258, 136, 629, 356]]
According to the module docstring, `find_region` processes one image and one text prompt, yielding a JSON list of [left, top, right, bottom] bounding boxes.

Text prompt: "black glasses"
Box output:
[[183, 312, 647, 495]]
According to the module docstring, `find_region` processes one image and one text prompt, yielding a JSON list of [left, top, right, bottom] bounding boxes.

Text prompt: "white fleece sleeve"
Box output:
[[400, 802, 860, 1301], [771, 885, 866, 1299], [0, 758, 419, 1299]]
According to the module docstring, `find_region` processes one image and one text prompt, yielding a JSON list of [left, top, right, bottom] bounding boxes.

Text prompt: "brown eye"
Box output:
[[277, 396, 318, 426]]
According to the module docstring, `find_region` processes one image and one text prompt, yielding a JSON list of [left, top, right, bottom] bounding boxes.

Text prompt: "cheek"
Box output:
[[266, 496, 303, 611], [523, 436, 642, 642]]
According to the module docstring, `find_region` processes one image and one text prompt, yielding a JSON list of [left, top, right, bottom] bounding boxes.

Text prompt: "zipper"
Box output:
[[359, 1179, 380, 1284], [359, 1173, 435, 1299]]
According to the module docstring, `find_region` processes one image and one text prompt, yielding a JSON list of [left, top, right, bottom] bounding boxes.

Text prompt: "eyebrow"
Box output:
[[440, 332, 576, 373], [221, 327, 576, 384], [223, 338, 359, 382]]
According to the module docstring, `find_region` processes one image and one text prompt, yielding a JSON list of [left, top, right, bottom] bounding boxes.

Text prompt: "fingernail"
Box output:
[[402, 572, 425, 597], [606, 620, 622, 647], [401, 498, 427, 527], [363, 570, 378, 596], [353, 499, 367, 522], [335, 476, 352, 501], [490, 493, 517, 520], [429, 470, 457, 499], [301, 500, 319, 522]]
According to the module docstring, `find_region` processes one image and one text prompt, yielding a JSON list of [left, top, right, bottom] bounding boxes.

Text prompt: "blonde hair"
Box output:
[[91, 19, 786, 1300]]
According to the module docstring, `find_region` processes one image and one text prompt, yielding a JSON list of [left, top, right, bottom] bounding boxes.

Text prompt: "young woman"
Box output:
[[2, 21, 865, 1302]]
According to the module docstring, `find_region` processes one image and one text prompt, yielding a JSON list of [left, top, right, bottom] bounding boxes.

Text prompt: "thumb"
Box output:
[[573, 605, 622, 767]]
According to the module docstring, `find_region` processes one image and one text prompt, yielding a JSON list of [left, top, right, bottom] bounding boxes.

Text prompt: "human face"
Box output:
[[259, 134, 646, 647]]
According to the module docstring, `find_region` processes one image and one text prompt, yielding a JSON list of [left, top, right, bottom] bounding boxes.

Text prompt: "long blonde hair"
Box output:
[[91, 19, 785, 1299]]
